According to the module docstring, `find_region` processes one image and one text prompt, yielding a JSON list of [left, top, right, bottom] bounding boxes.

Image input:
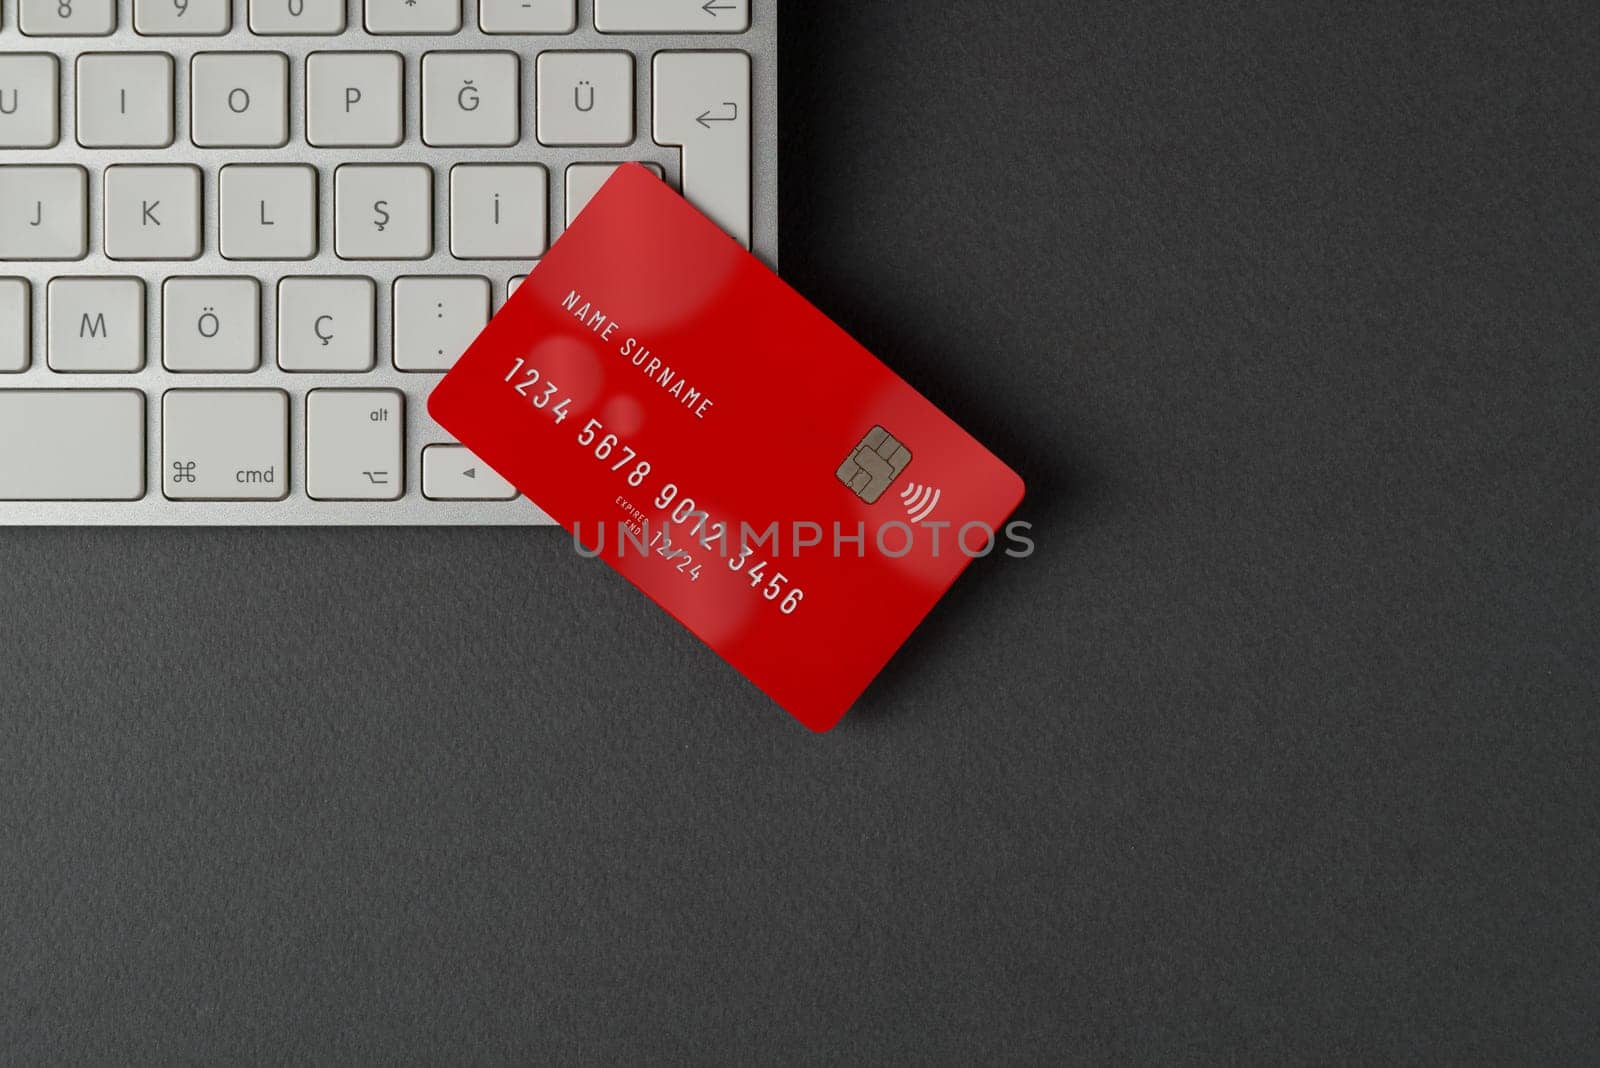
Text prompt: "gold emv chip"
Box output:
[[837, 426, 912, 504]]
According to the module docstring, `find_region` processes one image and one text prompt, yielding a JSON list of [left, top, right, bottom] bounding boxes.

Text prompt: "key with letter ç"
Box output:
[[277, 277, 375, 372]]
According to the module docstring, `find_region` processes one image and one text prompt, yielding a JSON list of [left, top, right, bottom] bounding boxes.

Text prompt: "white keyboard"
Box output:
[[0, 0, 777, 525]]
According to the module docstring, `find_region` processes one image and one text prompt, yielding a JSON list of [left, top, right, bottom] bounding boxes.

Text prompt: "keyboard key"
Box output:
[[365, 0, 460, 34], [654, 51, 751, 248], [47, 278, 146, 373], [449, 164, 547, 259], [19, 0, 115, 35], [135, 0, 230, 34], [191, 52, 288, 148], [565, 162, 664, 226], [220, 164, 317, 260], [0, 280, 29, 373], [536, 51, 632, 146], [334, 164, 433, 260], [162, 278, 259, 372], [105, 165, 202, 261], [277, 277, 375, 372], [421, 51, 519, 147], [0, 165, 87, 261], [306, 51, 404, 148], [595, 0, 748, 33], [77, 53, 175, 148], [307, 389, 404, 501], [248, 0, 343, 34], [0, 55, 60, 148], [392, 276, 488, 371], [480, 0, 574, 34], [422, 445, 517, 500], [0, 391, 144, 501], [162, 389, 288, 500]]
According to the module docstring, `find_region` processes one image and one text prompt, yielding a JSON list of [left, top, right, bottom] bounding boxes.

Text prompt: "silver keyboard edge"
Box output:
[[0, 0, 778, 526]]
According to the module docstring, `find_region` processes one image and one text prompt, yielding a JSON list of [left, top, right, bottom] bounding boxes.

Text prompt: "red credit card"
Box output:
[[429, 165, 1024, 731]]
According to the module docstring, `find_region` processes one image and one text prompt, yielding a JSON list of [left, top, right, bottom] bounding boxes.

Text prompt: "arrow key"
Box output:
[[422, 445, 518, 501]]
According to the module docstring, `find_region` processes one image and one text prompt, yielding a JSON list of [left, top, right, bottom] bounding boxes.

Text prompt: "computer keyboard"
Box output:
[[0, 0, 777, 525]]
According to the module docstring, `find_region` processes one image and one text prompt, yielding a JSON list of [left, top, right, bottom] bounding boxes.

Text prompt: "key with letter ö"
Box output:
[[0, 166, 87, 262], [163, 390, 288, 500], [0, 55, 60, 148], [0, 391, 145, 501], [307, 390, 404, 501], [654, 51, 751, 248], [163, 278, 260, 372], [277, 277, 375, 372]]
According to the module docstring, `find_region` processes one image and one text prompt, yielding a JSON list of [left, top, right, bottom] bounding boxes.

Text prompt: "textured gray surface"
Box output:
[[4, 1, 1600, 1062]]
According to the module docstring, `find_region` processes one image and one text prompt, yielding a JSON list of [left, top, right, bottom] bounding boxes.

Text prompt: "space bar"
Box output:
[[0, 391, 146, 501]]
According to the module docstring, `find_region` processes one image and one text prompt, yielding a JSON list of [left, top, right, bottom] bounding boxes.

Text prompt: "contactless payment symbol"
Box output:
[[899, 481, 941, 524]]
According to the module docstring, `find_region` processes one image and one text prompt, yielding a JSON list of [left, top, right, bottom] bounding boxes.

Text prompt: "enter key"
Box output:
[[653, 51, 751, 249]]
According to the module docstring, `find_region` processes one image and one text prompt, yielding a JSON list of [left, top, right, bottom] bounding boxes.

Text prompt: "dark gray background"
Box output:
[[4, 1, 1598, 1062]]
